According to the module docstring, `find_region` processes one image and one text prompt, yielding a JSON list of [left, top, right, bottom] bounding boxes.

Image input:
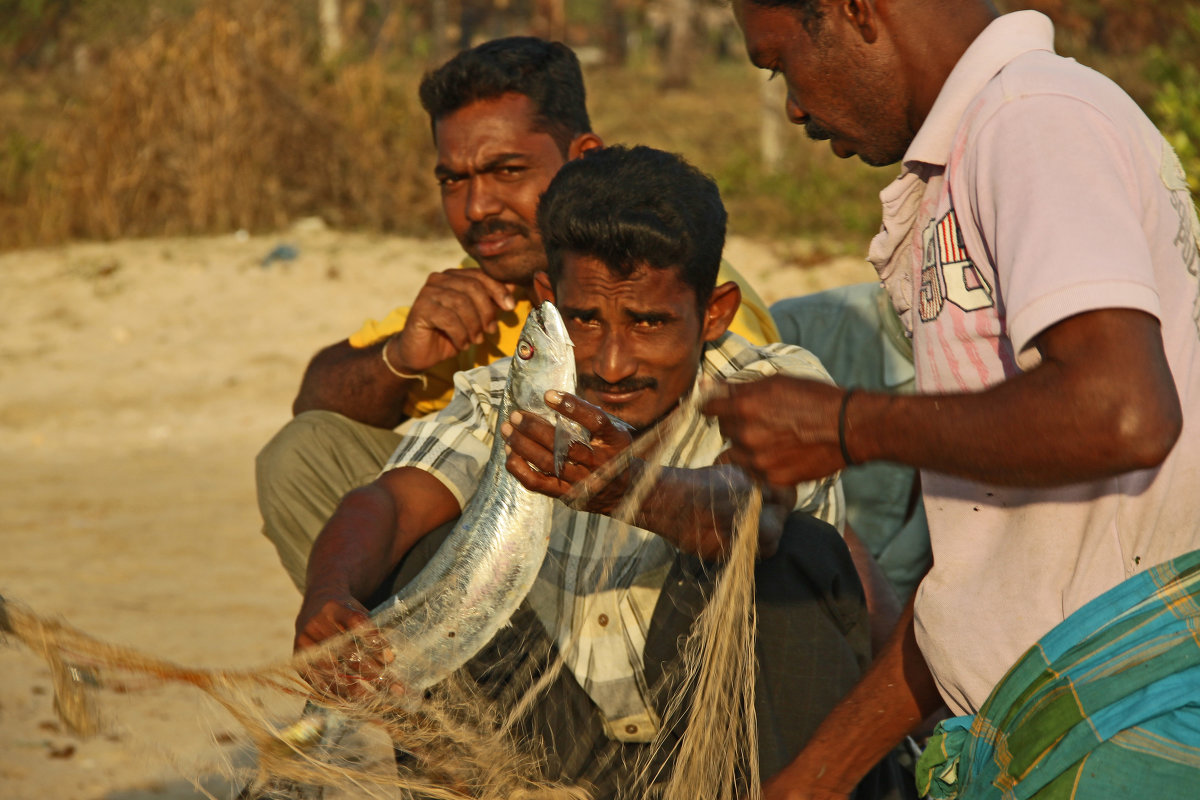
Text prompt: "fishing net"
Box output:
[[0, 393, 766, 800]]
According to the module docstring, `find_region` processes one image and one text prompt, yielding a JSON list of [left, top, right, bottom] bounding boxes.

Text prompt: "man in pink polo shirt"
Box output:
[[707, 1, 1200, 797]]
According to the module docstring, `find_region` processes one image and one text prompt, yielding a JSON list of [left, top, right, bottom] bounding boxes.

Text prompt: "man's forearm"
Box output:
[[843, 523, 903, 657], [292, 339, 416, 429], [633, 464, 789, 561], [848, 309, 1180, 487], [765, 599, 942, 797]]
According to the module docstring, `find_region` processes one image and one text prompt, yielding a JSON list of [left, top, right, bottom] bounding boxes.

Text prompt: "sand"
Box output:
[[0, 222, 877, 800]]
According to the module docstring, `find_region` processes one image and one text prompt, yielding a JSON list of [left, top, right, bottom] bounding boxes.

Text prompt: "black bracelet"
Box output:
[[837, 388, 858, 467]]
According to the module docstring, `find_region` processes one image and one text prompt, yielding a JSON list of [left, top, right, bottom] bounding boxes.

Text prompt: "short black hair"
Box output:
[[748, 0, 826, 36], [537, 145, 727, 306], [418, 37, 592, 155]]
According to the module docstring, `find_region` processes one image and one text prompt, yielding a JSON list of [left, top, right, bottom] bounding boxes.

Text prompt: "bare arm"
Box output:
[[502, 390, 797, 561], [292, 268, 519, 428], [705, 309, 1182, 488], [292, 338, 417, 429], [843, 522, 903, 657], [762, 598, 941, 800], [294, 467, 461, 652]]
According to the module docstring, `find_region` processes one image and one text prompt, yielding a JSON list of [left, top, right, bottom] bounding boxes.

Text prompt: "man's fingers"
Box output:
[[415, 294, 489, 349], [295, 608, 397, 700], [503, 443, 569, 498], [441, 267, 517, 308], [428, 269, 516, 329], [545, 390, 610, 433]]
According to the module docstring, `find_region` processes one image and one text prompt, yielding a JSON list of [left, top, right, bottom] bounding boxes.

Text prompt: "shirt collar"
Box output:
[[902, 11, 1055, 169]]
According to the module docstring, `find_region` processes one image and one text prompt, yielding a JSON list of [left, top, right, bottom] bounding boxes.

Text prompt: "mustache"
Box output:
[[464, 219, 529, 246], [804, 118, 836, 142], [578, 375, 657, 396]]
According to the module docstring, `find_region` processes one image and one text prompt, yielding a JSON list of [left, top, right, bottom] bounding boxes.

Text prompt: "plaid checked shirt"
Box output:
[[383, 332, 843, 742]]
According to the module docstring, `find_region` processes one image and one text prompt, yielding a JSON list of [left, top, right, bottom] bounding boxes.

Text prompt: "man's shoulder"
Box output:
[[703, 332, 831, 383], [455, 357, 513, 397], [716, 259, 781, 345], [974, 48, 1141, 132]]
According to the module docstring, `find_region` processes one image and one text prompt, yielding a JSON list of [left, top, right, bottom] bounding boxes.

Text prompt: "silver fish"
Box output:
[[367, 298, 582, 694], [266, 301, 583, 794]]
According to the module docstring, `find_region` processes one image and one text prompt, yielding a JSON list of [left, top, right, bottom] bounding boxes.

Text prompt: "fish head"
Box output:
[[507, 300, 577, 421]]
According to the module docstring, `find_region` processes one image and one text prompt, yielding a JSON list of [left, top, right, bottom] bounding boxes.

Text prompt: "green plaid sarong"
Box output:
[[916, 548, 1200, 799]]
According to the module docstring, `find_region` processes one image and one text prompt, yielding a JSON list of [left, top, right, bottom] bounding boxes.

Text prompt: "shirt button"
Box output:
[[598, 613, 609, 627], [625, 723, 638, 735]]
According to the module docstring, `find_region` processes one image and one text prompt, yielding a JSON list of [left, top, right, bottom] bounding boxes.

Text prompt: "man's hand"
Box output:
[[501, 390, 635, 515], [702, 375, 847, 488], [389, 268, 518, 373], [294, 593, 397, 702]]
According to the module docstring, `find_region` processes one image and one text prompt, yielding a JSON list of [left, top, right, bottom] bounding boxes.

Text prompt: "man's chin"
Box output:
[[472, 249, 544, 284]]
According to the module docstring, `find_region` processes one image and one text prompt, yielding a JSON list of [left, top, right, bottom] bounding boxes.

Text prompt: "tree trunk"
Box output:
[[430, 0, 448, 64], [659, 0, 695, 90], [602, 0, 629, 66], [760, 71, 785, 174], [319, 0, 343, 63]]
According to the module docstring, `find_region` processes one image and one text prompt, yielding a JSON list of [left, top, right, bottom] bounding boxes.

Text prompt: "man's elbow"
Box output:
[[292, 345, 342, 416], [1112, 388, 1182, 470]]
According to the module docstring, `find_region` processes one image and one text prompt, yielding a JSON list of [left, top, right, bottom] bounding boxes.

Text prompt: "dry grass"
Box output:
[[2, 0, 1192, 252], [11, 0, 439, 248], [0, 0, 887, 252]]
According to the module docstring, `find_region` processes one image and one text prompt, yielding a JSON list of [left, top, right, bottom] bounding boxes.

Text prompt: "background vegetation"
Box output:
[[0, 0, 1197, 253]]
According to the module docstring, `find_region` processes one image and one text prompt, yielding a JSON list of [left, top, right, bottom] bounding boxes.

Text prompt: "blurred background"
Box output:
[[1, 0, 1197, 254]]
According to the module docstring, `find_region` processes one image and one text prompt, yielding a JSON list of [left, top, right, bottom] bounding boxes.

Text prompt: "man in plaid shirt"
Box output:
[[295, 146, 897, 798]]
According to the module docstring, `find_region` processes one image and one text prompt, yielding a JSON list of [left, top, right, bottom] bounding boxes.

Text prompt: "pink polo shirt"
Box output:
[[869, 11, 1200, 714]]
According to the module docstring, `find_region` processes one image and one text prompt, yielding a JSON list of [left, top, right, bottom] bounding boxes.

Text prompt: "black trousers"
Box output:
[[384, 512, 903, 799]]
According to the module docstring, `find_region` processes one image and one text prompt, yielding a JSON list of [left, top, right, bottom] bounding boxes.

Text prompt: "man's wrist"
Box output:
[[380, 334, 427, 386]]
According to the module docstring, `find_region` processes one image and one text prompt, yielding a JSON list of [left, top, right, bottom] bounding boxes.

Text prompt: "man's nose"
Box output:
[[465, 176, 502, 222], [785, 91, 808, 125], [593, 329, 636, 385]]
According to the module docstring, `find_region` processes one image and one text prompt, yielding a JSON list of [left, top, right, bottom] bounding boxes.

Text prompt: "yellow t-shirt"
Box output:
[[348, 258, 780, 419]]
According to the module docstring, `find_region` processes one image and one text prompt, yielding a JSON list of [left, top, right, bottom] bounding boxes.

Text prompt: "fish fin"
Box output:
[[553, 417, 588, 477], [603, 411, 635, 437]]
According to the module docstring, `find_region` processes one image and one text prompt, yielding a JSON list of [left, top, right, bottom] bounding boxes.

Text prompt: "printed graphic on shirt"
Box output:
[[919, 209, 994, 322]]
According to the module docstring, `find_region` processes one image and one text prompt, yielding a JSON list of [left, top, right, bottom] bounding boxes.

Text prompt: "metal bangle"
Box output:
[[380, 335, 427, 387]]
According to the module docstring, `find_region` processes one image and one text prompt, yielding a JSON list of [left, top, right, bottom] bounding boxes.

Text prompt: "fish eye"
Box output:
[[517, 340, 535, 360]]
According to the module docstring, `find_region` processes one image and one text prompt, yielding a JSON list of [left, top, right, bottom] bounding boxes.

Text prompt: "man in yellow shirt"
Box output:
[[256, 37, 778, 591]]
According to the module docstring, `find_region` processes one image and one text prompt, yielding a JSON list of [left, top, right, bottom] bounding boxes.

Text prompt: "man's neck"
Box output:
[[899, 1, 1000, 134]]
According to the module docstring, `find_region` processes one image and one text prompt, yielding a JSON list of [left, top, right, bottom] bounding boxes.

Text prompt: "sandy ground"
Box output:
[[0, 222, 877, 800]]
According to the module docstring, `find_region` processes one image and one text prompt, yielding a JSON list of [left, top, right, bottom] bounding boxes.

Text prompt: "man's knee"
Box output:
[[256, 410, 400, 503], [257, 411, 343, 492], [256, 411, 403, 590], [757, 513, 867, 638]]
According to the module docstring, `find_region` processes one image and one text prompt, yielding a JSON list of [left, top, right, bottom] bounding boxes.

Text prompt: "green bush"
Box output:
[[1145, 7, 1200, 199]]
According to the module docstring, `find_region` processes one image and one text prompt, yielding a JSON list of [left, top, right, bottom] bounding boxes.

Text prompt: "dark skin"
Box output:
[[502, 260, 797, 561], [292, 93, 603, 429], [293, 257, 808, 697], [711, 2, 1186, 798]]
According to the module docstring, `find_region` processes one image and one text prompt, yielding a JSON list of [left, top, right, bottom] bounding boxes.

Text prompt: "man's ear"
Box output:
[[533, 271, 556, 304], [702, 281, 742, 342], [567, 133, 604, 160], [841, 0, 878, 44]]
